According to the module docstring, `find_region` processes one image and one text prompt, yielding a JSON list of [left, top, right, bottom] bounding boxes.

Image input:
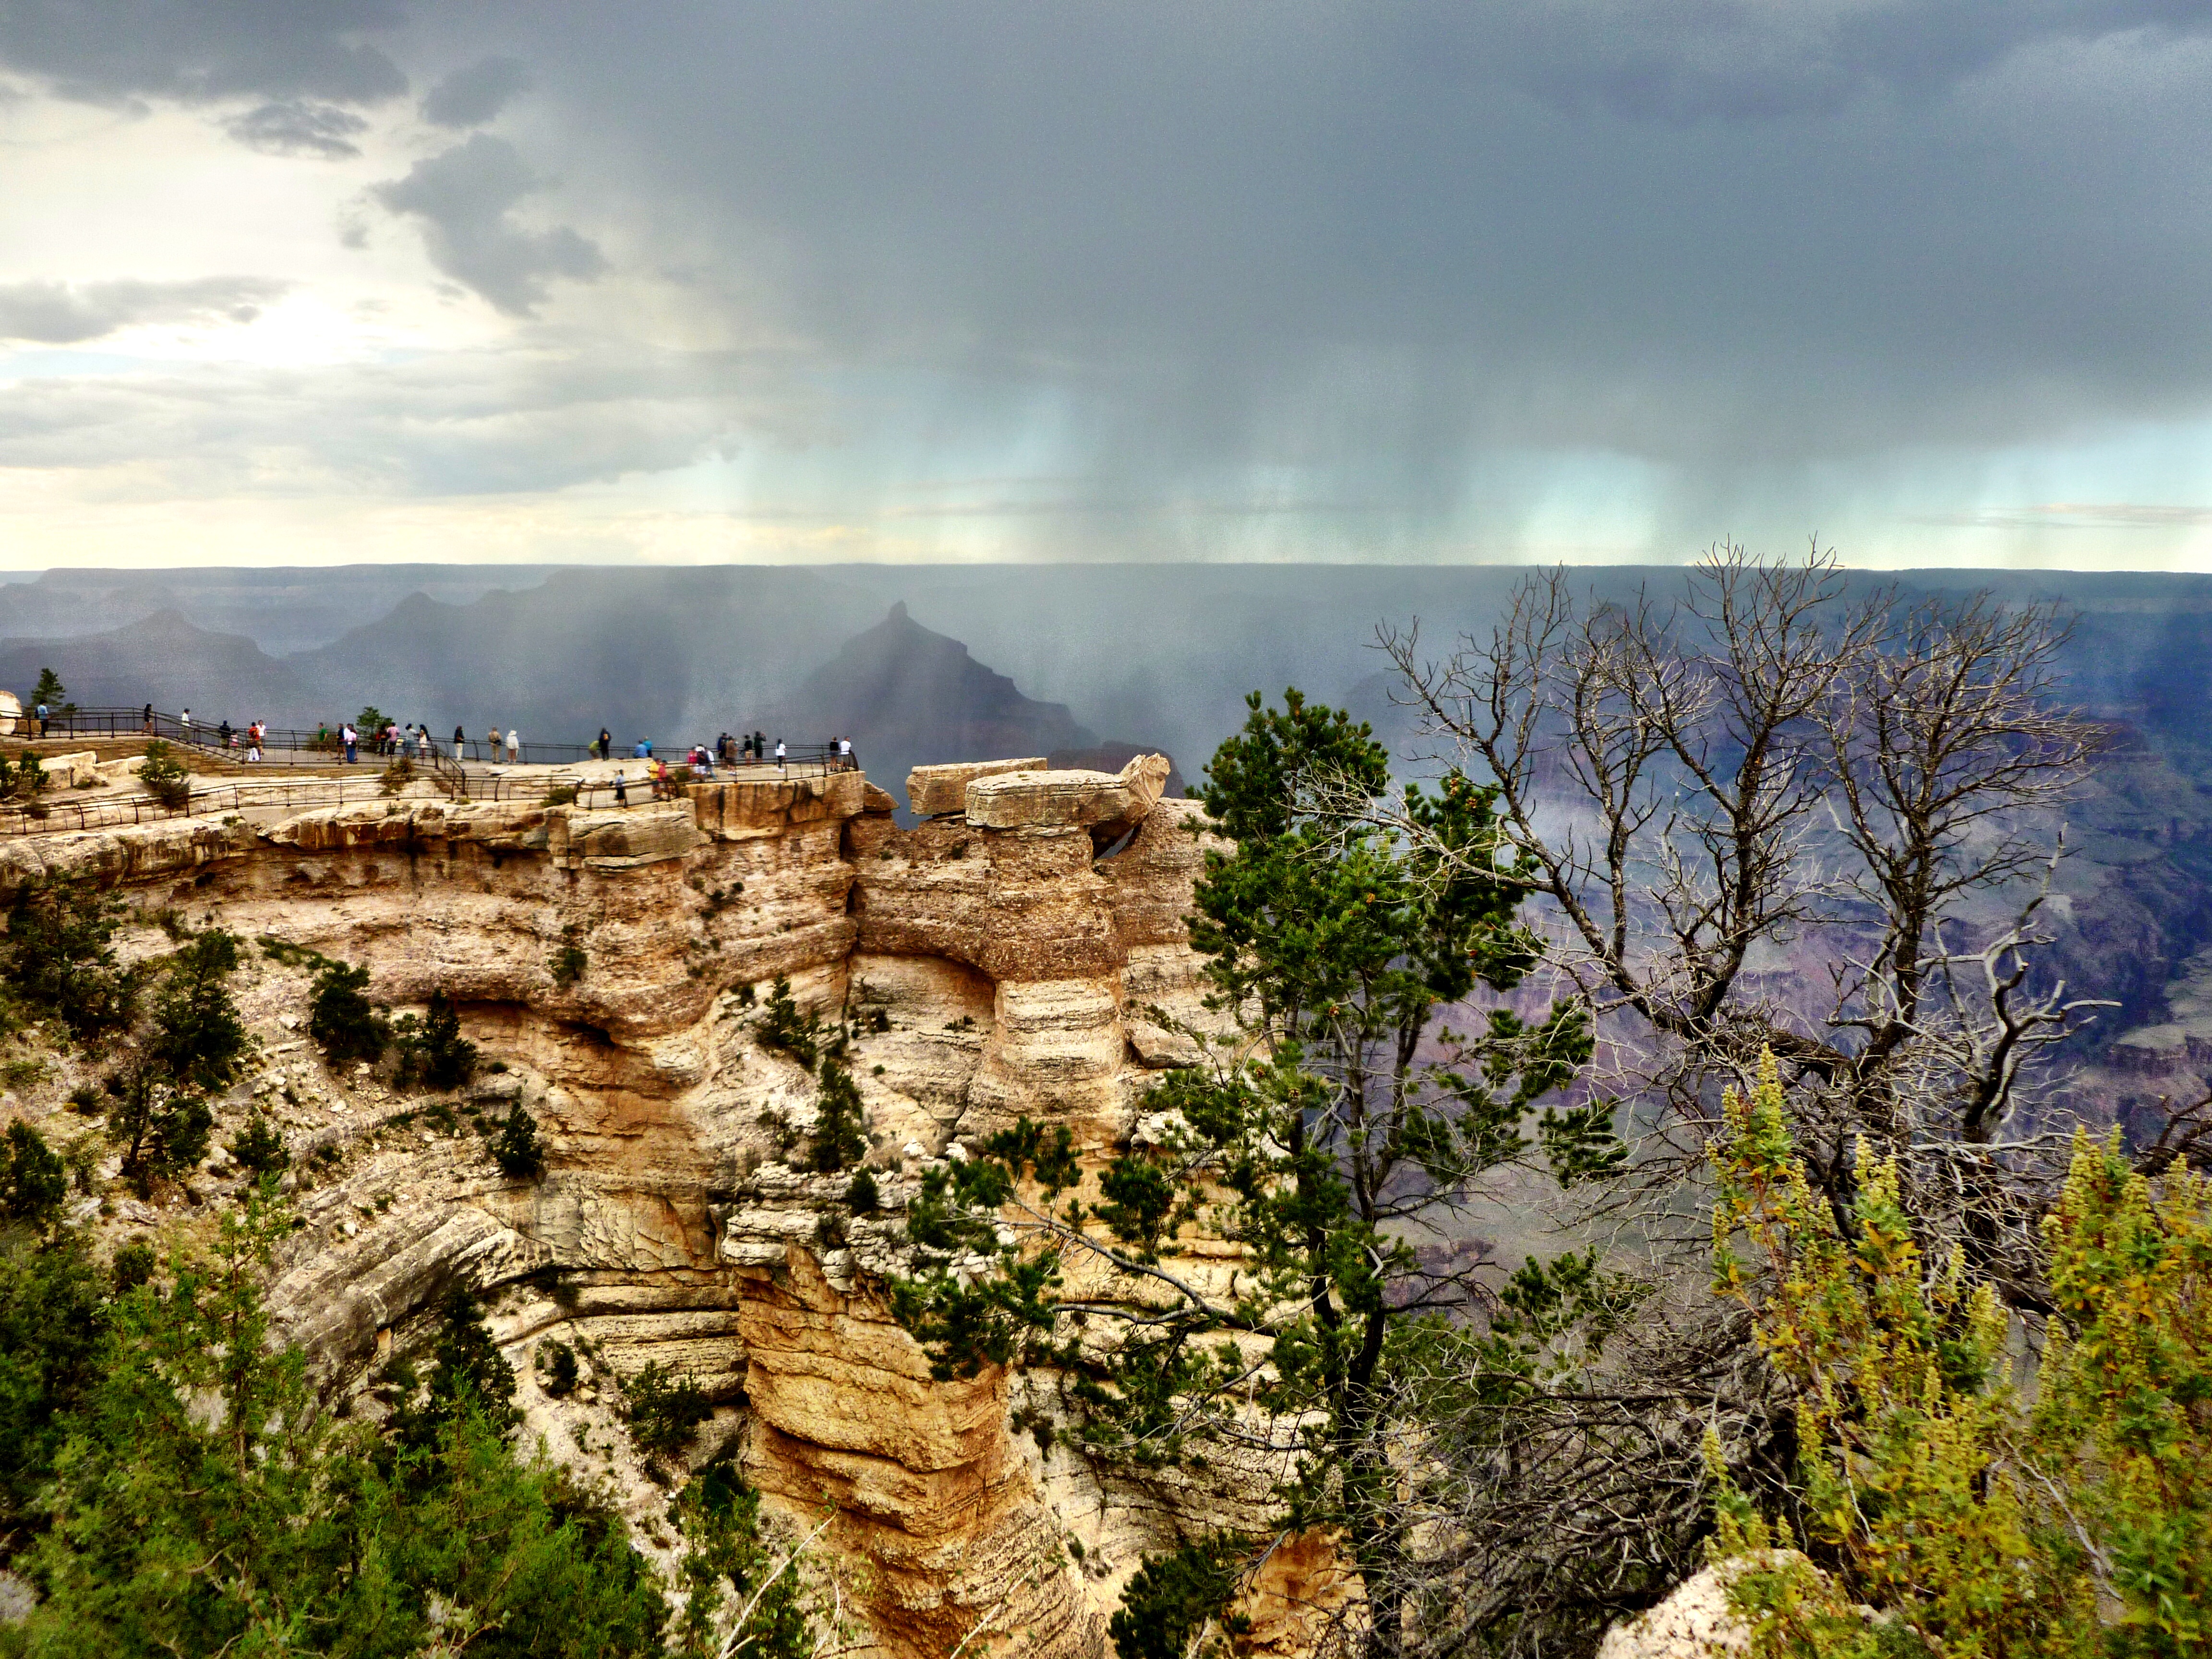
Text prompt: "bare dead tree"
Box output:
[[1276, 547, 2121, 1656], [1368, 545, 2106, 1301]]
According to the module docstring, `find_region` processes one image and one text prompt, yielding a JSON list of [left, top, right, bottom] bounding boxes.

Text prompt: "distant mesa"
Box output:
[[784, 601, 1093, 771]]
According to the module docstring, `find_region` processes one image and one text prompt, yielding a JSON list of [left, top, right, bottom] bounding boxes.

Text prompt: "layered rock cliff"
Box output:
[[0, 754, 1277, 1659]]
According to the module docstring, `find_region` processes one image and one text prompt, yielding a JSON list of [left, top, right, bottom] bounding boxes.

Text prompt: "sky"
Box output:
[[2, 1, 2212, 573]]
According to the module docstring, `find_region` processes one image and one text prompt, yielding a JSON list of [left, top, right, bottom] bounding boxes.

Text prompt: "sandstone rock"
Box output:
[[963, 767, 1144, 832], [9, 768, 1235, 1659], [39, 750, 100, 787], [0, 691, 18, 736], [1596, 1554, 1818, 1659], [907, 757, 1048, 818]]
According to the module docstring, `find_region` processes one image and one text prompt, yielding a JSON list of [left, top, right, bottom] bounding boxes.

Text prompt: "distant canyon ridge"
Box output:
[[13, 560, 2212, 1119]]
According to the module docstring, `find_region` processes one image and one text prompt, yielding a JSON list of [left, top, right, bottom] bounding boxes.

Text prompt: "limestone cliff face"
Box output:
[[0, 760, 1250, 1659]]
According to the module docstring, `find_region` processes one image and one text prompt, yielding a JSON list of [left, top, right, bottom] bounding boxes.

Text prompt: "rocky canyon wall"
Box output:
[[0, 757, 1297, 1659]]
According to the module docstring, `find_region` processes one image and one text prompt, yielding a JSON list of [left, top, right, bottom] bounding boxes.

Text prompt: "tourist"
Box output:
[[453, 724, 466, 756], [774, 738, 787, 771], [218, 719, 232, 751], [342, 722, 357, 764], [613, 769, 628, 807], [838, 735, 854, 770], [505, 728, 520, 764], [598, 727, 613, 761], [247, 721, 262, 764], [180, 708, 192, 745], [141, 704, 153, 735]]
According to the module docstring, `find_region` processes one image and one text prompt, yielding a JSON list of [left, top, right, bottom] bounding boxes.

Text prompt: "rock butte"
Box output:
[[0, 753, 1348, 1659]]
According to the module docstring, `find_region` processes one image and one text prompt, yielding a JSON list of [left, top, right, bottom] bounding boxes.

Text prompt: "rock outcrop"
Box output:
[[1, 754, 1250, 1659]]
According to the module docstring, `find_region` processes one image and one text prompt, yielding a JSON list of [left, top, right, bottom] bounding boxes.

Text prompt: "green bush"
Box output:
[[307, 958, 388, 1066], [135, 740, 192, 810], [673, 1458, 813, 1659], [0, 749, 49, 803], [490, 1101, 547, 1179], [0, 1120, 67, 1229], [807, 1060, 866, 1173], [0, 880, 137, 1042], [845, 1166, 879, 1214], [1711, 1054, 2212, 1659], [756, 975, 817, 1067], [552, 938, 588, 988], [145, 929, 248, 1091], [103, 1062, 214, 1194], [9, 1208, 667, 1658], [0, 1228, 105, 1532], [540, 1339, 580, 1398], [624, 1360, 712, 1463], [1108, 1539, 1249, 1659], [227, 1114, 289, 1176]]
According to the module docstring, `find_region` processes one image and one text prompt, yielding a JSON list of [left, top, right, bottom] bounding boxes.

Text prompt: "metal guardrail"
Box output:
[[6, 707, 850, 772]]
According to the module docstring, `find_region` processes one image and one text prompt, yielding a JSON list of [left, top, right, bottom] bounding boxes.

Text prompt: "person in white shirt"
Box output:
[[506, 728, 520, 764]]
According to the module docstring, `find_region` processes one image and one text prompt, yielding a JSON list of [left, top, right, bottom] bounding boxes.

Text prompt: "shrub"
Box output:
[[108, 1238, 155, 1292], [1108, 1540, 1248, 1659], [0, 750, 49, 803], [543, 784, 578, 806], [145, 928, 248, 1090], [846, 1166, 880, 1213], [308, 958, 388, 1066], [540, 1338, 580, 1398], [377, 755, 415, 795], [0, 1228, 105, 1532], [103, 1064, 213, 1194], [393, 987, 477, 1092], [757, 976, 817, 1067], [624, 1360, 712, 1463], [1709, 1054, 2212, 1659], [0, 1121, 66, 1229], [0, 880, 137, 1041], [136, 740, 192, 810], [228, 1114, 289, 1175], [808, 1059, 867, 1173], [551, 927, 588, 988], [490, 1101, 547, 1179]]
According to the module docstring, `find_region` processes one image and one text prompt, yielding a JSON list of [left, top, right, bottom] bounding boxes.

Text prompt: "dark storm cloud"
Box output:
[[0, 276, 290, 342], [420, 55, 528, 128], [223, 98, 370, 158], [470, 0, 2212, 484], [0, 0, 405, 106], [11, 0, 2212, 536], [370, 134, 606, 315]]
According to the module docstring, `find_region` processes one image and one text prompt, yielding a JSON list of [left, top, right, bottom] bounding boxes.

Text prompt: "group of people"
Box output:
[[129, 702, 857, 781]]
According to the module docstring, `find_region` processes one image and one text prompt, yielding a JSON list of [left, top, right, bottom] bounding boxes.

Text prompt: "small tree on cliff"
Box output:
[[890, 690, 1611, 1655]]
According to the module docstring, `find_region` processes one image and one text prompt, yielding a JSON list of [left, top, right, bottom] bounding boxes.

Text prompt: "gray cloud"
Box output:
[[16, 1, 2212, 554], [0, 276, 291, 343], [456, 0, 2212, 500], [0, 0, 405, 107], [223, 98, 370, 157], [0, 347, 804, 495], [371, 134, 605, 314], [420, 55, 528, 128]]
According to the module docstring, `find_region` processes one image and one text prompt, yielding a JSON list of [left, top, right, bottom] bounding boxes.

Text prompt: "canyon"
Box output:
[[0, 752, 1340, 1659]]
